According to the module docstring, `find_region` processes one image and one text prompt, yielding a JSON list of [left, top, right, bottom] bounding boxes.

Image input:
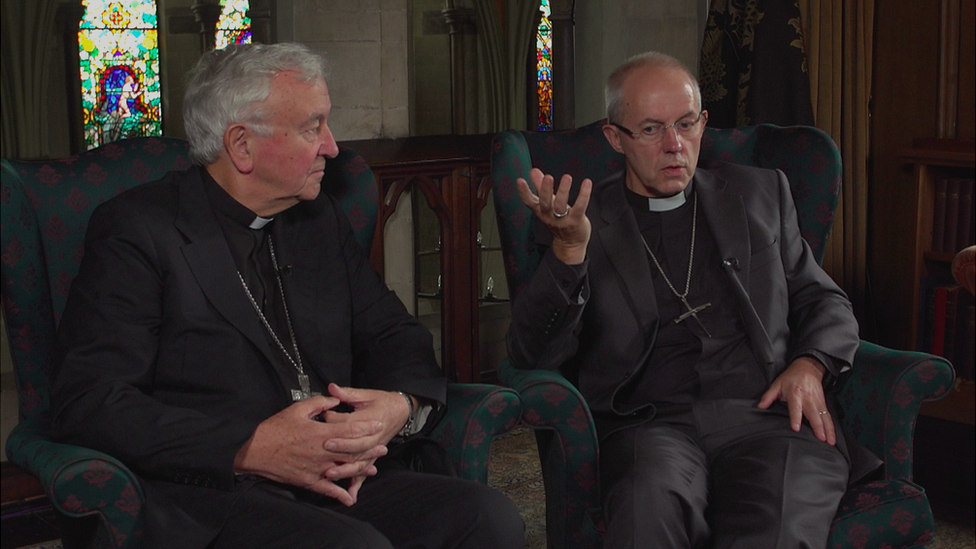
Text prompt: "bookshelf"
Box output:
[[903, 138, 976, 425]]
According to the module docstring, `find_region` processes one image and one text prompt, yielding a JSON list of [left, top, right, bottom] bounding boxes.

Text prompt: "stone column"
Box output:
[[550, 0, 576, 130], [442, 6, 478, 134], [191, 2, 221, 52], [247, 0, 274, 44], [58, 1, 86, 154]]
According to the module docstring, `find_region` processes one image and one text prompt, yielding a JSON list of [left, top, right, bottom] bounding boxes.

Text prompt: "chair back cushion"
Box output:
[[1, 139, 376, 422], [491, 121, 841, 300], [2, 138, 191, 421]]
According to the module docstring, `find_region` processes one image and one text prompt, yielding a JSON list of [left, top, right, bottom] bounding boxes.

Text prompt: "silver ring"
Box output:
[[552, 207, 570, 218], [818, 410, 829, 415]]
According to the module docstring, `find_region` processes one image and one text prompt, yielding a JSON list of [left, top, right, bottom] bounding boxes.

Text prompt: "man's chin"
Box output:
[[299, 179, 323, 201]]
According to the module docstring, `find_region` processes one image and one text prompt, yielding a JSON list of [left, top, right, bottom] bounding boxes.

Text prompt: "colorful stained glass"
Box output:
[[79, 0, 161, 149], [216, 0, 252, 50], [536, 0, 553, 131]]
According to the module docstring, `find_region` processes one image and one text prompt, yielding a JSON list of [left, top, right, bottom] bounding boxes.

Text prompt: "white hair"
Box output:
[[183, 43, 329, 165]]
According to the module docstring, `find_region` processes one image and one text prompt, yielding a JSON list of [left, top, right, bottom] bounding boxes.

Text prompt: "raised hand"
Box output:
[[516, 168, 593, 265]]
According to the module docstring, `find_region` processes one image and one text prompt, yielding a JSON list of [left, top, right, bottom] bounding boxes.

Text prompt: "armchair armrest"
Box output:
[[429, 383, 521, 483], [837, 340, 955, 480], [5, 414, 146, 549], [499, 360, 602, 549]]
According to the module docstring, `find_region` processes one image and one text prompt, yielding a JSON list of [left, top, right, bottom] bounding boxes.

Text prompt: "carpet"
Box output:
[[487, 424, 976, 549]]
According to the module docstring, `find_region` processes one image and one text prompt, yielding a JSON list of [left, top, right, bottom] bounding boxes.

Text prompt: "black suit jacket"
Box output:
[[51, 166, 447, 548], [508, 163, 860, 439]]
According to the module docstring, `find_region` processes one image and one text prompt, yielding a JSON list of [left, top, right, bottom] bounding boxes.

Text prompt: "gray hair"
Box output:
[[604, 51, 702, 124], [183, 43, 329, 165]]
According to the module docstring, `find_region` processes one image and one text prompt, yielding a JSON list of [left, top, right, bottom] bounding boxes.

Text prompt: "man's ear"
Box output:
[[602, 124, 625, 154], [224, 124, 254, 173]]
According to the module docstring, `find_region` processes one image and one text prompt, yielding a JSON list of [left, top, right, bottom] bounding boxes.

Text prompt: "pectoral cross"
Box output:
[[674, 297, 712, 338], [290, 373, 321, 401]]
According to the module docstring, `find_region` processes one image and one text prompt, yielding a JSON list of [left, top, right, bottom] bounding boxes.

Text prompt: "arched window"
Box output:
[[216, 0, 252, 50], [536, 0, 553, 131], [78, 0, 161, 149]]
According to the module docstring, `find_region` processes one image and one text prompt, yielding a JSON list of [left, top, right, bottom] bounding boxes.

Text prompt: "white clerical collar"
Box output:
[[249, 216, 274, 230], [645, 191, 687, 212]]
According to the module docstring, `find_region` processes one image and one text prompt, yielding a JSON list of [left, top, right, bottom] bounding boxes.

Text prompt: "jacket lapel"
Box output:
[[593, 174, 658, 334], [174, 169, 279, 365], [696, 169, 775, 369]]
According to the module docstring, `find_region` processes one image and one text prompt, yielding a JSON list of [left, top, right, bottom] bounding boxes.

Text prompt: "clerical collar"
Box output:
[[201, 168, 273, 230], [646, 192, 686, 212], [249, 216, 273, 230], [626, 180, 695, 212]]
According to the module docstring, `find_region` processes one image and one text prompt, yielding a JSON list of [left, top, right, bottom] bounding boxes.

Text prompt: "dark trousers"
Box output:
[[600, 399, 848, 549], [208, 468, 525, 549]]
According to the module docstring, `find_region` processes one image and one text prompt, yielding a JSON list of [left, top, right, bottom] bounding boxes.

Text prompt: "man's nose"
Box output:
[[320, 128, 339, 158], [662, 125, 683, 151]]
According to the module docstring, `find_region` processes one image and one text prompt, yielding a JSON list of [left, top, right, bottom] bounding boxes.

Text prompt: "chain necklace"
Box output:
[[238, 238, 319, 401], [638, 192, 712, 337]]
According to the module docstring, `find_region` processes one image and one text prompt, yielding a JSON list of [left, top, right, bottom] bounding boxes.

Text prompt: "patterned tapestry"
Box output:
[[699, 0, 814, 129]]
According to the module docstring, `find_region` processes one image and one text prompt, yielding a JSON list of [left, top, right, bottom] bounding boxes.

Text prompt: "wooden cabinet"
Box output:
[[903, 138, 975, 425], [343, 134, 507, 384]]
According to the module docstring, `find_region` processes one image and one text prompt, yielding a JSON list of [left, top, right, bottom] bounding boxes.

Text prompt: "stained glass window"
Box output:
[[536, 0, 553, 131], [216, 0, 252, 50], [79, 0, 161, 149]]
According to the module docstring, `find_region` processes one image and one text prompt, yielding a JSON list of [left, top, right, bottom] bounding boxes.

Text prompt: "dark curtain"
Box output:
[[699, 0, 814, 129]]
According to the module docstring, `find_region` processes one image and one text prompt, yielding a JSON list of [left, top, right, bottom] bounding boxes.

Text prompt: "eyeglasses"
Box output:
[[611, 111, 708, 144]]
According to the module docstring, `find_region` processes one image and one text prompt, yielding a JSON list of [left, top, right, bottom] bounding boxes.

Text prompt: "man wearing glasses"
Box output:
[[507, 52, 874, 548]]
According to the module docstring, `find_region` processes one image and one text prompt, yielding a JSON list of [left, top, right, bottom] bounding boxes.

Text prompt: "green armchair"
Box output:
[[1, 137, 521, 548], [490, 121, 956, 549]]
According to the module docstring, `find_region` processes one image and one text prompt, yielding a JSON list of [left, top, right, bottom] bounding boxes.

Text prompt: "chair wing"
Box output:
[[2, 137, 192, 548], [2, 137, 192, 421]]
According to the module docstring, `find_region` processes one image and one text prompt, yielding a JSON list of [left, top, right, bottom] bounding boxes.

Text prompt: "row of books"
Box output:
[[931, 177, 975, 253], [918, 279, 975, 380]]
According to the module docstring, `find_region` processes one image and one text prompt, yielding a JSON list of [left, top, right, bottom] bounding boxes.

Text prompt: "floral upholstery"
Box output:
[[1, 137, 520, 548], [491, 120, 955, 549]]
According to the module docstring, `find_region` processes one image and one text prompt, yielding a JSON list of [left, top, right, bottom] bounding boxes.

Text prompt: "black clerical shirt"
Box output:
[[201, 170, 329, 403], [622, 182, 767, 406]]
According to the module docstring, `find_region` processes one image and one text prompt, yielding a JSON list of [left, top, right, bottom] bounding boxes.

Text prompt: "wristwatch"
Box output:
[[395, 391, 424, 437]]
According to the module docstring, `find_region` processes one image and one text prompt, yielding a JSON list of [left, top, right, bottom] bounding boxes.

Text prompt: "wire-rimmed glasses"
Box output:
[[610, 111, 708, 144]]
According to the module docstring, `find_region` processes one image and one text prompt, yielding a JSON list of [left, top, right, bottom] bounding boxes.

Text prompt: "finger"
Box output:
[[570, 178, 594, 219], [327, 383, 370, 407], [324, 457, 382, 482], [320, 419, 384, 445], [528, 168, 546, 191], [818, 407, 836, 445], [756, 384, 779, 410], [308, 478, 355, 507], [347, 473, 370, 504], [294, 395, 341, 418], [804, 405, 828, 442], [537, 173, 556, 215], [787, 392, 804, 433], [552, 174, 574, 215], [516, 178, 541, 212], [325, 441, 388, 463]]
